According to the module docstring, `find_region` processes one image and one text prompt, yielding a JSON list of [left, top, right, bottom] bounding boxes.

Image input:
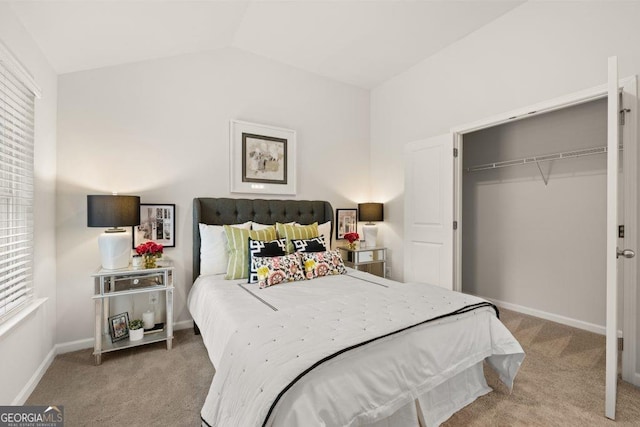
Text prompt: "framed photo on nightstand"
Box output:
[[336, 208, 357, 240], [133, 203, 175, 248], [108, 312, 130, 342]]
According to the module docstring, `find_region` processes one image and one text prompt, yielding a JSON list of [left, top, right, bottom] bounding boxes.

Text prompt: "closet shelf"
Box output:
[[464, 145, 622, 173]]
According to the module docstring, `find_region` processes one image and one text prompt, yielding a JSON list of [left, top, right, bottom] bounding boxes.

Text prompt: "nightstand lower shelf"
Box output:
[[97, 330, 172, 353], [94, 331, 173, 365]]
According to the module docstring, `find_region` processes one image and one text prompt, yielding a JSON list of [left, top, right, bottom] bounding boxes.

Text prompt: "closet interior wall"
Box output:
[[461, 98, 614, 330]]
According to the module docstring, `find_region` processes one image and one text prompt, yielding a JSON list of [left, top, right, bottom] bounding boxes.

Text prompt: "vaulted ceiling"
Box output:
[[10, 1, 524, 89]]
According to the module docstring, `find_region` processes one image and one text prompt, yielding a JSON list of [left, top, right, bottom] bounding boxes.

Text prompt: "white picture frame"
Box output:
[[230, 120, 297, 195]]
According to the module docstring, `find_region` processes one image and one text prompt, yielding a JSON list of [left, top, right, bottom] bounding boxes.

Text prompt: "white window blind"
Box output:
[[0, 53, 35, 323]]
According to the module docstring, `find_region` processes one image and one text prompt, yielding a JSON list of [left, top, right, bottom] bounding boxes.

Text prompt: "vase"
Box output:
[[129, 328, 144, 341], [132, 255, 142, 269], [143, 254, 157, 269], [347, 242, 357, 250]]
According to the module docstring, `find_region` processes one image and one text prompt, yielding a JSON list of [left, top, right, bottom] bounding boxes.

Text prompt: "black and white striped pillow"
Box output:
[[291, 236, 327, 253], [247, 238, 287, 283]]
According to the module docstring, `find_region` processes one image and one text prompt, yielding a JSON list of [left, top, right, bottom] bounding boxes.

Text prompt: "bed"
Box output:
[[188, 197, 524, 427]]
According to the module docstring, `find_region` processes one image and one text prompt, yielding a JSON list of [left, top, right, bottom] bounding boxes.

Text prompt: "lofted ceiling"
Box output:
[[10, 0, 524, 89]]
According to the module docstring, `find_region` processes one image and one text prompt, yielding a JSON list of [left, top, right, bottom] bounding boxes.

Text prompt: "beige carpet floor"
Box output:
[[26, 309, 640, 426], [444, 310, 640, 426]]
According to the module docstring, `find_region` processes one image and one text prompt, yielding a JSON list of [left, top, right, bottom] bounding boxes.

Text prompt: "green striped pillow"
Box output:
[[276, 222, 319, 253], [224, 225, 276, 279]]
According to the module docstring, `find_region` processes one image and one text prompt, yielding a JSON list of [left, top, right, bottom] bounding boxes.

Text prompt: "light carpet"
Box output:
[[26, 309, 640, 426]]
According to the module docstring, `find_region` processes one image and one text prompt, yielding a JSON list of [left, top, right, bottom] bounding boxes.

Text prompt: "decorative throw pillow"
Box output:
[[199, 222, 252, 275], [224, 225, 277, 279], [291, 236, 327, 253], [276, 222, 319, 253], [254, 253, 306, 289], [300, 250, 347, 279], [247, 238, 287, 283]]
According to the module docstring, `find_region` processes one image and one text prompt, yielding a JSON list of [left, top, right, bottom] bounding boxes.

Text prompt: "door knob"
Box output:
[[617, 248, 636, 259]]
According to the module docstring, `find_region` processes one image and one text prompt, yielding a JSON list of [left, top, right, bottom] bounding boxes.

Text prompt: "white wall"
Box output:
[[56, 47, 370, 344], [370, 1, 640, 377], [0, 4, 57, 404]]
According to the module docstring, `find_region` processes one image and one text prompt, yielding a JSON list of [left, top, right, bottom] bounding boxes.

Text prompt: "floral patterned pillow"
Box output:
[[300, 250, 347, 279], [254, 253, 306, 289], [247, 238, 287, 284]]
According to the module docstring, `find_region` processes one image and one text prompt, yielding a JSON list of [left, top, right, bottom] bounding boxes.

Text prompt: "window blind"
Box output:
[[0, 55, 35, 323]]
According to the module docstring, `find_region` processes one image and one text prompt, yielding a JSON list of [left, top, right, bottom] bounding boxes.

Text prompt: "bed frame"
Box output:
[[192, 197, 333, 283]]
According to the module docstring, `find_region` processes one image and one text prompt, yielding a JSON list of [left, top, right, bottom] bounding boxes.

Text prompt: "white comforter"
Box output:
[[188, 270, 524, 427]]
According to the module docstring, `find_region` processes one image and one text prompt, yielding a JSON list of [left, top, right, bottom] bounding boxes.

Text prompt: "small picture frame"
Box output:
[[133, 204, 175, 248], [336, 209, 358, 240], [108, 312, 130, 342]]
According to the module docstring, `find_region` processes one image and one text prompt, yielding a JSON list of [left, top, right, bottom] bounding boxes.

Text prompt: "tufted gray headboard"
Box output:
[[192, 198, 333, 283]]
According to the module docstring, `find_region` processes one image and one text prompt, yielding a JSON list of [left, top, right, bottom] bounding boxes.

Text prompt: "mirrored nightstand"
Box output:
[[91, 263, 174, 365], [337, 246, 387, 278]]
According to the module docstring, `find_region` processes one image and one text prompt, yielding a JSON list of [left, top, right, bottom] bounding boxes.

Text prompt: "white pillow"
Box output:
[[252, 221, 294, 231], [317, 221, 332, 250], [199, 222, 251, 275]]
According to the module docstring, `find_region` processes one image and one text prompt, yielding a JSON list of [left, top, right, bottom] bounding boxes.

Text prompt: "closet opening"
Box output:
[[451, 75, 638, 389], [460, 98, 610, 334]]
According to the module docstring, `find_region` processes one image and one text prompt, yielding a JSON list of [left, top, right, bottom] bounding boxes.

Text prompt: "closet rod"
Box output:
[[464, 145, 622, 173]]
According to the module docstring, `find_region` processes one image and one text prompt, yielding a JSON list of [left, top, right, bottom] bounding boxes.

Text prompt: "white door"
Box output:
[[404, 134, 454, 289], [605, 56, 635, 419]]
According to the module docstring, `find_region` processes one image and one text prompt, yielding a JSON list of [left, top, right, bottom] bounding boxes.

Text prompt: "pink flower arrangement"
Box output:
[[135, 241, 164, 256], [344, 232, 359, 244]]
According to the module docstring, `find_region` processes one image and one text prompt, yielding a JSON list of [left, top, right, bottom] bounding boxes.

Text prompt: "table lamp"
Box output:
[[87, 195, 140, 270], [358, 203, 384, 248]]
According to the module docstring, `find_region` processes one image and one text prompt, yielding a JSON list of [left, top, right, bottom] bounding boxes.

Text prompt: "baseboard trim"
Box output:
[[173, 319, 193, 331], [483, 296, 623, 337], [56, 337, 94, 354], [12, 346, 56, 405]]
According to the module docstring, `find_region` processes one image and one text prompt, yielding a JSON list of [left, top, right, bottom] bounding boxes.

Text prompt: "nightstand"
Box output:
[[338, 246, 387, 278], [91, 263, 174, 365]]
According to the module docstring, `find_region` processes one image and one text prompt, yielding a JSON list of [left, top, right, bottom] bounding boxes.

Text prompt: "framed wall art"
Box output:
[[133, 203, 176, 248], [108, 312, 130, 342], [336, 208, 358, 240], [230, 120, 297, 195]]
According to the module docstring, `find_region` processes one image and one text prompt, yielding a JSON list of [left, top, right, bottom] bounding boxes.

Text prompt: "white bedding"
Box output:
[[188, 269, 524, 426]]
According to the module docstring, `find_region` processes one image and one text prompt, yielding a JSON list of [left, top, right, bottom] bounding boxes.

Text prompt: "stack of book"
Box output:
[[143, 322, 164, 335]]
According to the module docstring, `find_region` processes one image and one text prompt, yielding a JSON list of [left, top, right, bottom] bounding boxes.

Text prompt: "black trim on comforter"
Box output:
[[201, 302, 498, 427]]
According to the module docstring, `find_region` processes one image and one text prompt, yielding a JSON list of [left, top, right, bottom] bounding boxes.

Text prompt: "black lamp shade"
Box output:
[[358, 203, 384, 223], [87, 195, 140, 228]]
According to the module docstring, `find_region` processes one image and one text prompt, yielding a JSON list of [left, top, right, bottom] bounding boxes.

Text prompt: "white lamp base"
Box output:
[[98, 230, 131, 270], [362, 224, 378, 248]]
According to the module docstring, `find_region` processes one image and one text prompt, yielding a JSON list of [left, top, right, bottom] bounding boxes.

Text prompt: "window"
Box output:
[[0, 44, 39, 323]]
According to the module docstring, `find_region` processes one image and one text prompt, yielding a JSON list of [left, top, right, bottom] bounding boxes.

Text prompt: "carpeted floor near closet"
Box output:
[[26, 309, 640, 426]]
